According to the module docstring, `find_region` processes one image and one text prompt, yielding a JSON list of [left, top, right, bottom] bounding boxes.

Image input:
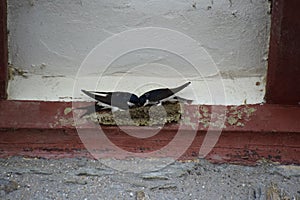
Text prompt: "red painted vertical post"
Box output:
[[265, 0, 300, 105], [0, 0, 8, 99]]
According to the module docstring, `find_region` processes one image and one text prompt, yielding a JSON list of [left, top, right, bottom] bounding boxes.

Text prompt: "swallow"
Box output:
[[81, 82, 191, 110], [81, 90, 140, 110], [138, 82, 191, 106]]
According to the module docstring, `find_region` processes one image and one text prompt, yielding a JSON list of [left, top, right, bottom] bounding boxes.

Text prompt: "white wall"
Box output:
[[7, 0, 271, 104]]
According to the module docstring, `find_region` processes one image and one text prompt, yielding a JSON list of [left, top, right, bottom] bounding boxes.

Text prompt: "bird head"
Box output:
[[137, 95, 147, 107], [129, 95, 140, 106]]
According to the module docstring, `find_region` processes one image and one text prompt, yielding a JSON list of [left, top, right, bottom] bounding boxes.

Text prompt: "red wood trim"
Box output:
[[0, 100, 299, 165], [0, 0, 8, 99], [266, 0, 300, 104]]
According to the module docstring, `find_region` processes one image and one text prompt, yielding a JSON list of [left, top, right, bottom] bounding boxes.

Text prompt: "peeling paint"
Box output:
[[198, 105, 257, 128], [225, 106, 256, 127], [58, 117, 75, 127], [64, 107, 72, 115], [8, 65, 28, 80], [82, 103, 257, 128]]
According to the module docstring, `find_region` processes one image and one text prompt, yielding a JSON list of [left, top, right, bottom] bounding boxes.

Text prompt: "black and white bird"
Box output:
[[81, 82, 191, 111], [138, 82, 191, 106], [81, 90, 139, 110]]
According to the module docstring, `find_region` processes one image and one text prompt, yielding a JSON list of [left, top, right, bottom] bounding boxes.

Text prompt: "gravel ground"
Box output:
[[0, 157, 299, 200]]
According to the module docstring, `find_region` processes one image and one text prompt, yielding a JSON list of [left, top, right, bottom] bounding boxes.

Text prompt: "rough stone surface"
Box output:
[[86, 101, 182, 126], [0, 157, 299, 199]]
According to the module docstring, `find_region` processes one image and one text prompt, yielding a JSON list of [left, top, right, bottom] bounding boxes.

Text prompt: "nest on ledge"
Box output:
[[85, 101, 182, 126]]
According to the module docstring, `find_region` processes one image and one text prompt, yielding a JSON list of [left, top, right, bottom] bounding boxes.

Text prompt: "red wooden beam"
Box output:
[[266, 0, 300, 104], [0, 100, 299, 165], [0, 0, 8, 99]]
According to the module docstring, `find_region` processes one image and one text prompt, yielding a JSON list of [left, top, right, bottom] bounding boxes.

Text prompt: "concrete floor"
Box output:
[[1, 157, 299, 200]]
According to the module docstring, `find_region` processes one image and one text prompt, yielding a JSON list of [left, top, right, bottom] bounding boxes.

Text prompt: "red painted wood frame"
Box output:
[[0, 0, 7, 99], [0, 0, 299, 165], [265, 0, 300, 104]]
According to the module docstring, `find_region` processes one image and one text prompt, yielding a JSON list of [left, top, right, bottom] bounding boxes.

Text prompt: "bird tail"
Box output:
[[81, 90, 113, 106], [170, 82, 191, 94], [81, 90, 97, 100]]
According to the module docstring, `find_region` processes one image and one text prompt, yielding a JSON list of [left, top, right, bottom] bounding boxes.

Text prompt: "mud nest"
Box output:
[[86, 101, 182, 126]]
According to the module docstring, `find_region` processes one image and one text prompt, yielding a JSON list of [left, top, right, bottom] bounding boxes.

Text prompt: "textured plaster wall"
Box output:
[[7, 0, 271, 103]]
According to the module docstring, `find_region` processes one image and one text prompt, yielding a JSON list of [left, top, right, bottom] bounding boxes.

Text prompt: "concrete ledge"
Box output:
[[0, 100, 299, 165]]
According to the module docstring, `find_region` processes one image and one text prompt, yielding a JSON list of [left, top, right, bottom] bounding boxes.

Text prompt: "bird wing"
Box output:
[[81, 90, 112, 105], [81, 90, 138, 110], [139, 82, 191, 103]]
